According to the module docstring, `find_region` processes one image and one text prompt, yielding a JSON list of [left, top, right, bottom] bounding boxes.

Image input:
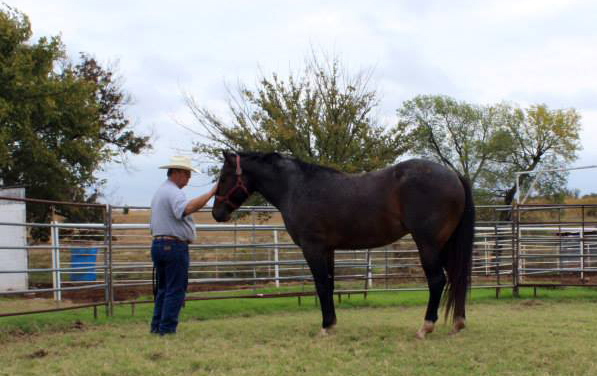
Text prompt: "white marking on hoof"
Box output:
[[449, 317, 466, 335], [319, 324, 336, 337], [415, 320, 435, 340]]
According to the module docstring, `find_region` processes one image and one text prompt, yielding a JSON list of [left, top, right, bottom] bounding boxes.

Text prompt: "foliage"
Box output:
[[0, 6, 151, 239], [397, 95, 497, 184], [186, 53, 414, 205], [479, 103, 581, 207], [397, 95, 582, 214]]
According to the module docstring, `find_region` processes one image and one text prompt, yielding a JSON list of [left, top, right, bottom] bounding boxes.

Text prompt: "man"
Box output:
[[150, 155, 217, 335]]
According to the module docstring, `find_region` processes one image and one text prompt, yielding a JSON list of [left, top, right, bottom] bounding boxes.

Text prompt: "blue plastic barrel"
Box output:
[[70, 248, 98, 281]]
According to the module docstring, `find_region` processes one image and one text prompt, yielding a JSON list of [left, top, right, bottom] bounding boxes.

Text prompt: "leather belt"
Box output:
[[153, 235, 190, 244]]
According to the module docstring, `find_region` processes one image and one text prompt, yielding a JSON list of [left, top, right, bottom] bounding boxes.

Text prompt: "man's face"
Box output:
[[172, 169, 191, 188]]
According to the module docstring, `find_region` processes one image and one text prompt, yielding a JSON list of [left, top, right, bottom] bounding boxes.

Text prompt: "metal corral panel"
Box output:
[[0, 188, 27, 291]]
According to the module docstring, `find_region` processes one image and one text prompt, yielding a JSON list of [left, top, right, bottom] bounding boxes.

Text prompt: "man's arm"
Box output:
[[183, 183, 218, 216]]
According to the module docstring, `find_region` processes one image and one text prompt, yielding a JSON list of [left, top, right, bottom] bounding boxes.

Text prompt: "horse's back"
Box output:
[[283, 158, 465, 250]]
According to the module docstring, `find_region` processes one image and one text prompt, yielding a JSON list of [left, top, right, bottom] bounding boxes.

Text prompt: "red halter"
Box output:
[[214, 155, 249, 209]]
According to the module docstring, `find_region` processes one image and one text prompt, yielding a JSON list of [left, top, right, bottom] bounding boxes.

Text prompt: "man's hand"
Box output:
[[183, 183, 219, 216]]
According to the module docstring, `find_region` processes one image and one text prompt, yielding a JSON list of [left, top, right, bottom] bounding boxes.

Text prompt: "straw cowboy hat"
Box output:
[[159, 156, 198, 173]]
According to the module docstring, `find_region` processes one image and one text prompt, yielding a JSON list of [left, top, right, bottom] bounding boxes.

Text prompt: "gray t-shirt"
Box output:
[[150, 179, 196, 243]]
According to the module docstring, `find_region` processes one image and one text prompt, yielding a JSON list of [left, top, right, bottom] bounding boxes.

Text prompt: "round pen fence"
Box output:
[[515, 203, 597, 290], [1, 193, 596, 318]]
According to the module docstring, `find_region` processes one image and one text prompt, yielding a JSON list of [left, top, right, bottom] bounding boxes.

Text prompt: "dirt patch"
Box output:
[[26, 349, 48, 359], [74, 340, 99, 349], [148, 352, 165, 361], [518, 300, 544, 308], [71, 320, 86, 330], [0, 330, 30, 346]]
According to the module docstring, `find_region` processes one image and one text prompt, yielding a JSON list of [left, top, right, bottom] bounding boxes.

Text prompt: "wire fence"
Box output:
[[2, 193, 597, 318]]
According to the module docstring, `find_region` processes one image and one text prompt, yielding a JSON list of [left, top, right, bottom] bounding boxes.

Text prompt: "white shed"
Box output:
[[0, 187, 28, 292]]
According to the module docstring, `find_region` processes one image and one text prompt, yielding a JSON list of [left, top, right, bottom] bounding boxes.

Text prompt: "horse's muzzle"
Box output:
[[211, 207, 231, 222]]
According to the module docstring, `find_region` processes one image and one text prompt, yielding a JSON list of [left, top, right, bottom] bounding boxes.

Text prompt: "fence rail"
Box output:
[[2, 197, 597, 318]]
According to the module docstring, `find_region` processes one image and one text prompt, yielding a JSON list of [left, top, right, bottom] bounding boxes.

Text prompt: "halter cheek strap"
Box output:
[[215, 155, 249, 210]]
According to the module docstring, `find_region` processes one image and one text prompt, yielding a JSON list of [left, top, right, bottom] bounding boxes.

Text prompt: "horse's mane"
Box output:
[[238, 151, 341, 176], [292, 157, 341, 176]]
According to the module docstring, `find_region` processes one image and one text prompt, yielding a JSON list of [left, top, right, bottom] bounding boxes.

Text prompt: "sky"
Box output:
[[12, 0, 597, 206]]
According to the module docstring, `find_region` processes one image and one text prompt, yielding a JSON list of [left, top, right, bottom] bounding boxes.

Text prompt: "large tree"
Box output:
[[186, 54, 414, 178], [397, 95, 582, 212], [397, 95, 498, 184], [478, 103, 581, 207], [0, 6, 151, 238]]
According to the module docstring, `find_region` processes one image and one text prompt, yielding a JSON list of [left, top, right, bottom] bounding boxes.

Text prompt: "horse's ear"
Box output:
[[222, 150, 235, 163]]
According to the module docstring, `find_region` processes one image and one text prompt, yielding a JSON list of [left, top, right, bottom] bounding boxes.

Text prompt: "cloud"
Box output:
[[12, 0, 597, 203]]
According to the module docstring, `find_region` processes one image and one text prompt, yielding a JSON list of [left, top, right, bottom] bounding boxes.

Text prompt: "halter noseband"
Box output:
[[215, 155, 249, 210]]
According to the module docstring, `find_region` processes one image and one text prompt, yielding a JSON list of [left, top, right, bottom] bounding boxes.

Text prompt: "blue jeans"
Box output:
[[151, 239, 189, 334]]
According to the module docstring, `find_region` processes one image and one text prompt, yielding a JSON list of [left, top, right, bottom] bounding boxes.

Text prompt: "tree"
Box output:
[[397, 95, 498, 184], [397, 95, 582, 217], [0, 6, 151, 239], [478, 103, 581, 208], [186, 53, 413, 181], [74, 53, 149, 163]]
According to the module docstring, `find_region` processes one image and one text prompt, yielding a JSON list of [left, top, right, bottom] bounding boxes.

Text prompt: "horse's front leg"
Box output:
[[302, 245, 336, 335]]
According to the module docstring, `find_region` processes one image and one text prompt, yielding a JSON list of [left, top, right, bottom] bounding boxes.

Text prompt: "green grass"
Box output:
[[2, 288, 597, 375], [1, 286, 596, 340]]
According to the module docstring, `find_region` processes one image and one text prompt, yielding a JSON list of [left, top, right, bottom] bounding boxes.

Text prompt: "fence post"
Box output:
[[580, 207, 585, 280], [365, 249, 372, 289], [251, 209, 257, 292], [494, 222, 501, 298], [51, 221, 62, 301], [273, 230, 280, 288], [587, 243, 591, 269], [384, 246, 388, 290], [512, 204, 520, 297], [484, 236, 489, 276], [107, 205, 114, 316], [557, 208, 562, 276]]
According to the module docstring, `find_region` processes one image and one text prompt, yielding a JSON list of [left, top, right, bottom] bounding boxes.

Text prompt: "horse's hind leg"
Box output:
[[302, 246, 336, 335], [413, 238, 446, 340]]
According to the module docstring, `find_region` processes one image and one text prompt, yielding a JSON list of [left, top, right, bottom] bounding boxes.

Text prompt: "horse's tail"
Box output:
[[443, 174, 475, 322]]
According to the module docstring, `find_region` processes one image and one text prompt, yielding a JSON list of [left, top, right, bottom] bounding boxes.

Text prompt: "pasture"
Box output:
[[2, 288, 597, 375]]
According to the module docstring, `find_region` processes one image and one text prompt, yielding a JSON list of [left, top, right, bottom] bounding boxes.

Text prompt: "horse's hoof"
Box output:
[[319, 325, 336, 337], [449, 317, 466, 335], [415, 320, 434, 340]]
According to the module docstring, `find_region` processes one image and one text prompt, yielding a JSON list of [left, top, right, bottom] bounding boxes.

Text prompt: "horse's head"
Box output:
[[212, 151, 252, 222]]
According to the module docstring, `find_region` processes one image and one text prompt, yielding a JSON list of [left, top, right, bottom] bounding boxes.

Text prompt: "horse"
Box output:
[[212, 151, 475, 339]]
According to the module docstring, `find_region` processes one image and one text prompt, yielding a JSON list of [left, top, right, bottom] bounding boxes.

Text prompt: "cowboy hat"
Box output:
[[159, 156, 198, 173]]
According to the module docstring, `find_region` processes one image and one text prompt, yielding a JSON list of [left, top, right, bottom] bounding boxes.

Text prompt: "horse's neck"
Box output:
[[248, 163, 290, 210], [248, 158, 343, 209]]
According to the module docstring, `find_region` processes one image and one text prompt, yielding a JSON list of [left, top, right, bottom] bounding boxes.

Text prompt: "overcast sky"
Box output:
[[13, 0, 597, 206]]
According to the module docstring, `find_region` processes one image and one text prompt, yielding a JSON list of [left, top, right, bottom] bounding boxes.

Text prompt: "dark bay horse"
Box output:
[[212, 151, 475, 339]]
